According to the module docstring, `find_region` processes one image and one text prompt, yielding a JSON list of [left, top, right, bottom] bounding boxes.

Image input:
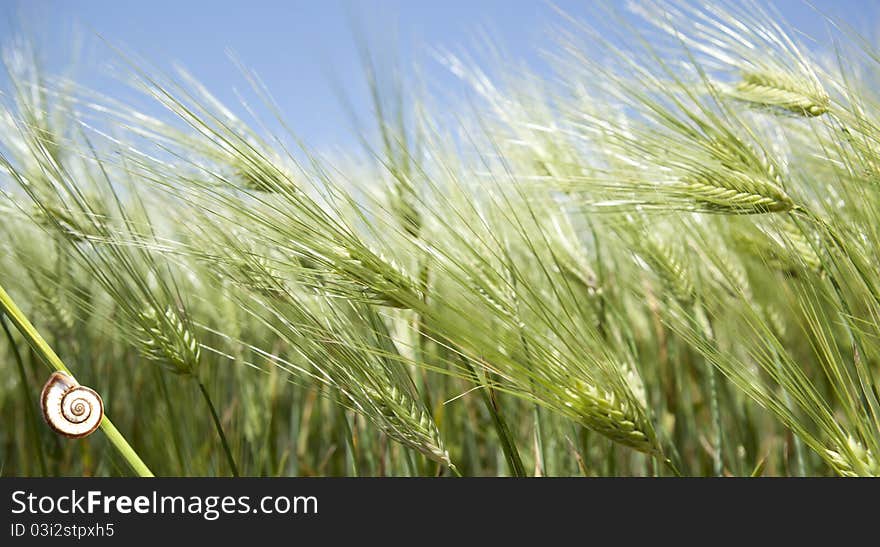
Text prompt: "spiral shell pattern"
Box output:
[[40, 371, 103, 438]]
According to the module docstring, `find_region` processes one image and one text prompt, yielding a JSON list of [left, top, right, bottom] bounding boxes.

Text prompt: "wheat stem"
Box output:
[[197, 380, 240, 477], [772, 351, 806, 476], [1, 313, 48, 475], [0, 283, 154, 477], [336, 394, 360, 477], [155, 367, 189, 474], [694, 305, 723, 477], [459, 355, 526, 477]]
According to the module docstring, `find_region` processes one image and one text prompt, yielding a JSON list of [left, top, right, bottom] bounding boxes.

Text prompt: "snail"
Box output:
[[40, 371, 104, 438]]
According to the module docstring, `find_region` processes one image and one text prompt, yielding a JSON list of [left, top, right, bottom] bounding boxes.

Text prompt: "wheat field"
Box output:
[[1, 1, 879, 477]]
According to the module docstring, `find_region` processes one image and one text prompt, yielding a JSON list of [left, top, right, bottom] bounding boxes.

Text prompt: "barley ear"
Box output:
[[825, 437, 879, 477], [731, 71, 830, 117], [135, 305, 201, 375], [678, 169, 794, 214], [562, 379, 659, 455], [363, 383, 453, 467]]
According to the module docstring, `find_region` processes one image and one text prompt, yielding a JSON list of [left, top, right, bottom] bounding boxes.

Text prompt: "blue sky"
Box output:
[[1, 1, 877, 151]]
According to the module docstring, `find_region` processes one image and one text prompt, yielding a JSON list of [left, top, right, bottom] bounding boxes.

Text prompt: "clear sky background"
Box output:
[[1, 1, 877, 152]]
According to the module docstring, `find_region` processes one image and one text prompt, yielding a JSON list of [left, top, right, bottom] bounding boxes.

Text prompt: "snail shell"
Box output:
[[40, 371, 104, 438]]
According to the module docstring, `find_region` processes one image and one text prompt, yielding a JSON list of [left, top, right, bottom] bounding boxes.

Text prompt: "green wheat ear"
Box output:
[[135, 305, 201, 375], [731, 71, 830, 117], [31, 203, 106, 243], [561, 378, 659, 455], [825, 436, 880, 477], [234, 158, 297, 193], [363, 383, 452, 467], [678, 169, 795, 214]]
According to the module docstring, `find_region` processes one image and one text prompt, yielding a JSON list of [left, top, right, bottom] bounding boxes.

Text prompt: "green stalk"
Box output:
[[532, 403, 546, 476], [1, 313, 48, 475], [707, 359, 723, 476], [772, 351, 807, 476], [196, 380, 240, 477], [692, 303, 723, 476], [520, 332, 546, 476], [403, 446, 418, 476], [459, 356, 526, 477], [336, 395, 360, 477], [155, 367, 188, 474], [0, 284, 154, 477]]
